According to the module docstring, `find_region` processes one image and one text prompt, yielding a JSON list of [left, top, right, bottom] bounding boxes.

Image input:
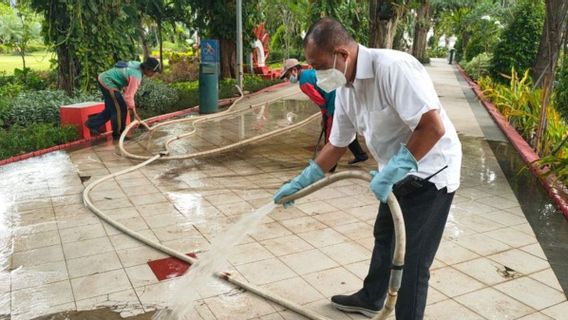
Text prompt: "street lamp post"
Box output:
[[236, 0, 244, 90]]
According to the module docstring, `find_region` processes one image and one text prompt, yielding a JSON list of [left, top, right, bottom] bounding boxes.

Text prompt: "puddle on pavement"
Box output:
[[123, 99, 319, 157], [0, 152, 79, 317], [484, 137, 568, 295], [32, 308, 156, 320]]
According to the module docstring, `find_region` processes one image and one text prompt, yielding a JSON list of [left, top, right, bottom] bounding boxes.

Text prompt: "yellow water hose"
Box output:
[[82, 86, 406, 319]]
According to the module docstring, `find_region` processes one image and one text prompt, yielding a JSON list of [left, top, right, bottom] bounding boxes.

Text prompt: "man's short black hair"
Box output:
[[303, 17, 355, 52]]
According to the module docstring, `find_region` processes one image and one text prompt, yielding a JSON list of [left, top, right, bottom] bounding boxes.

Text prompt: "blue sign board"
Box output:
[[201, 39, 220, 63]]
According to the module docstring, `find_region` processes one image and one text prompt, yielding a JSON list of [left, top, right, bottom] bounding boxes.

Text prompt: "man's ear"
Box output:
[[334, 47, 350, 59]]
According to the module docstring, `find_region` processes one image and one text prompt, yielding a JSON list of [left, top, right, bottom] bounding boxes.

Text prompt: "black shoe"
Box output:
[[84, 121, 101, 136], [331, 291, 379, 318], [348, 154, 369, 165], [329, 164, 337, 173]]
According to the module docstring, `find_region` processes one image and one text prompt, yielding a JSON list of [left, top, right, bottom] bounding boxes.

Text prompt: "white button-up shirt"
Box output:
[[329, 45, 462, 192]]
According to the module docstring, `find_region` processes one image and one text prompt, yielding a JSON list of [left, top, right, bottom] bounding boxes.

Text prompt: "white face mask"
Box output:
[[316, 54, 348, 93]]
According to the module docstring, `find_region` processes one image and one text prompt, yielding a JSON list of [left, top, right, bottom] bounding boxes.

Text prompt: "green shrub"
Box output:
[[490, 0, 544, 82], [0, 124, 78, 160], [2, 90, 101, 127], [428, 47, 449, 58], [170, 81, 199, 109], [554, 56, 568, 122], [464, 35, 486, 62], [463, 53, 493, 81], [135, 78, 179, 117]]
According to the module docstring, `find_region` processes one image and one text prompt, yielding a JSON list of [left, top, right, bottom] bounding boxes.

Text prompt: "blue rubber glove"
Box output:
[[370, 144, 418, 202], [273, 160, 325, 208]]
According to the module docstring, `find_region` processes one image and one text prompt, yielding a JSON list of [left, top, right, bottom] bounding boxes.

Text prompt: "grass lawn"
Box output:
[[0, 51, 53, 75]]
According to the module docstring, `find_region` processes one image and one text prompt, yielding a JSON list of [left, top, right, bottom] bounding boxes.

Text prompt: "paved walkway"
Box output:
[[1, 59, 567, 320]]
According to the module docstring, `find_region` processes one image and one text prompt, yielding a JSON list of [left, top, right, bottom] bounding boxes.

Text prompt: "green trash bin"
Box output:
[[199, 63, 219, 114]]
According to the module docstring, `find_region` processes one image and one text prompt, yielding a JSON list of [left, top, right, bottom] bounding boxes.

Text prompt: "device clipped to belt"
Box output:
[[393, 165, 448, 197]]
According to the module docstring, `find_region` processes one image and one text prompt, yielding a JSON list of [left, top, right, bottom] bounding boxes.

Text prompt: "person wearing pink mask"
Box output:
[[280, 59, 368, 171]]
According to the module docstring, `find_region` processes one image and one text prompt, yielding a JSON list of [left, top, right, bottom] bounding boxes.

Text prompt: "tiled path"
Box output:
[[1, 60, 567, 320]]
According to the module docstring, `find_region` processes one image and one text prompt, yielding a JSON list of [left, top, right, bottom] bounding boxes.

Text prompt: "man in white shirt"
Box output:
[[273, 18, 462, 320]]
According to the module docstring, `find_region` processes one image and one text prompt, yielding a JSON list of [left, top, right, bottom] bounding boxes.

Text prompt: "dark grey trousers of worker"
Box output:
[[86, 82, 128, 139], [360, 181, 455, 320]]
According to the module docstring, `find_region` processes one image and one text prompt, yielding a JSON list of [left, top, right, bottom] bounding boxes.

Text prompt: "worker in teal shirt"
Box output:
[[86, 57, 160, 140], [281, 59, 368, 170]]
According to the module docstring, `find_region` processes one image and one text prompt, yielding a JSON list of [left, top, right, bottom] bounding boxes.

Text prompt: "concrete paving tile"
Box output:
[[71, 269, 132, 301], [424, 299, 484, 320], [435, 241, 480, 265], [236, 258, 296, 285], [529, 269, 563, 291], [494, 277, 565, 310], [280, 249, 339, 275], [59, 223, 106, 243], [10, 260, 69, 291], [12, 244, 65, 267], [488, 249, 549, 275], [319, 242, 371, 265], [205, 290, 276, 320], [260, 235, 314, 257], [542, 301, 568, 320], [454, 257, 512, 286], [455, 287, 536, 320], [303, 267, 362, 297], [67, 251, 123, 279], [430, 266, 485, 297], [62, 236, 114, 259], [484, 227, 537, 248], [451, 232, 511, 256], [297, 228, 349, 248], [13, 230, 60, 252], [11, 280, 74, 316]]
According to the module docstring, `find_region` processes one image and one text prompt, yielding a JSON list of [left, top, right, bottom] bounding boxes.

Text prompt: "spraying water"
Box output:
[[153, 202, 277, 320]]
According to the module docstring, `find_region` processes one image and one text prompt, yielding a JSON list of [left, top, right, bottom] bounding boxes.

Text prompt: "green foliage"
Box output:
[[134, 78, 179, 116], [0, 90, 100, 127], [160, 75, 282, 118], [463, 53, 492, 80], [29, 0, 139, 92], [489, 0, 544, 82], [479, 69, 567, 156], [537, 152, 568, 187], [0, 4, 42, 66], [428, 46, 449, 58], [554, 56, 568, 122], [0, 123, 78, 160]]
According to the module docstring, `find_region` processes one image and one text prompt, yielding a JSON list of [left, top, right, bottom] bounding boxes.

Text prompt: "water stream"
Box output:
[[153, 202, 277, 320]]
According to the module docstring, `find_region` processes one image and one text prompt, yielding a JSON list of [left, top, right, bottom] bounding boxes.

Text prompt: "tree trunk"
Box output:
[[220, 38, 236, 78], [141, 34, 150, 60], [19, 50, 26, 70], [532, 0, 568, 86], [157, 20, 164, 71], [412, 0, 431, 63], [533, 0, 568, 153], [56, 45, 79, 95], [369, 0, 401, 48]]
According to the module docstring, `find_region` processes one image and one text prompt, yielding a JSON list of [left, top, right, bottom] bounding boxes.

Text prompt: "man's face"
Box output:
[[143, 70, 157, 77], [305, 39, 348, 72]]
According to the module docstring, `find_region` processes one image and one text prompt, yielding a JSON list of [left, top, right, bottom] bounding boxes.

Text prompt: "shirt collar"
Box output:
[[355, 44, 374, 80]]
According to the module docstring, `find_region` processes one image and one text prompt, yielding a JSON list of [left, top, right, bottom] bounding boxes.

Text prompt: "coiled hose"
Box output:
[[82, 86, 406, 319]]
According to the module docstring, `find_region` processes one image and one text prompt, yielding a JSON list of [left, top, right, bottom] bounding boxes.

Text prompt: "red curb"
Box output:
[[0, 81, 287, 167], [456, 64, 568, 219]]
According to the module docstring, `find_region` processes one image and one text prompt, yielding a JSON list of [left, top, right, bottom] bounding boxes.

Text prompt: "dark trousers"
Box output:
[[86, 82, 128, 138], [322, 112, 367, 159], [361, 181, 455, 320]]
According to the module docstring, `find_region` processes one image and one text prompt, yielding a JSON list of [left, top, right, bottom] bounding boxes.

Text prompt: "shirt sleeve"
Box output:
[[384, 61, 442, 130], [300, 83, 326, 106], [123, 76, 141, 110], [329, 91, 356, 148]]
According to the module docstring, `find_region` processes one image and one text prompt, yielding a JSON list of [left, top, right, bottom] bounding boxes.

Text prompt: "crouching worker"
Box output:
[[274, 18, 462, 320], [280, 58, 368, 171], [85, 57, 160, 140]]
